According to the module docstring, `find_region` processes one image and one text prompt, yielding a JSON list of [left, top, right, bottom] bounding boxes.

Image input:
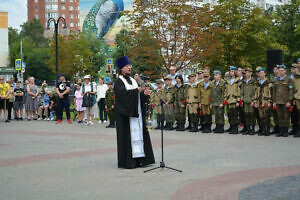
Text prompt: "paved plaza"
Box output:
[[0, 121, 299, 200]]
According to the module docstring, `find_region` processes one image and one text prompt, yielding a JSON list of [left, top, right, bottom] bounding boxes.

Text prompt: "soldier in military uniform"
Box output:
[[240, 68, 256, 134], [174, 74, 186, 131], [252, 68, 271, 135], [197, 70, 205, 130], [211, 70, 226, 133], [105, 82, 115, 128], [272, 65, 294, 137], [224, 66, 241, 134], [186, 73, 199, 132], [292, 64, 300, 137], [289, 64, 299, 135], [163, 76, 175, 130], [270, 65, 280, 134], [199, 73, 212, 133], [151, 80, 165, 130]]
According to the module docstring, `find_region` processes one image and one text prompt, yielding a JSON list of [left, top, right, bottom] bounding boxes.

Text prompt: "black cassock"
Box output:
[[114, 77, 155, 169]]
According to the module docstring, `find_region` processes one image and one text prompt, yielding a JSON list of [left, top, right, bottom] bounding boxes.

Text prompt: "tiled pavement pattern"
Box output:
[[0, 121, 299, 200]]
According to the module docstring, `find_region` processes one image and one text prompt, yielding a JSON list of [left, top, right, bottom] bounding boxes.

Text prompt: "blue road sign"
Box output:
[[105, 76, 111, 83], [22, 62, 26, 69], [15, 59, 21, 71]]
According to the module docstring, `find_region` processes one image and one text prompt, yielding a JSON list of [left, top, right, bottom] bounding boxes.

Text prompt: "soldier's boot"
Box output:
[[282, 127, 289, 137], [225, 125, 232, 133], [242, 126, 249, 135], [154, 114, 161, 130], [190, 123, 198, 133], [248, 126, 255, 135], [163, 122, 168, 130], [218, 125, 224, 133], [213, 124, 219, 133], [256, 126, 264, 135], [271, 125, 280, 135], [276, 127, 283, 137], [202, 124, 208, 133], [264, 127, 270, 136], [289, 124, 298, 135], [230, 125, 238, 134], [228, 124, 234, 134], [186, 119, 192, 130], [206, 124, 212, 133], [175, 122, 179, 129], [169, 122, 174, 130], [293, 126, 300, 137]]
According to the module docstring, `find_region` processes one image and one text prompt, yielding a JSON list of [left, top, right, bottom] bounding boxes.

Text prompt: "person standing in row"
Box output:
[[293, 64, 300, 137], [7, 77, 15, 120], [74, 83, 85, 123], [199, 73, 212, 133], [253, 68, 271, 136], [224, 66, 241, 134], [13, 81, 24, 120], [197, 70, 205, 130], [272, 65, 294, 137], [26, 77, 39, 121], [81, 75, 97, 125], [0, 76, 10, 122], [186, 73, 199, 132], [97, 77, 108, 124], [270, 65, 280, 134], [289, 64, 299, 135], [211, 70, 225, 133], [174, 74, 186, 131], [240, 68, 256, 135], [151, 80, 164, 130], [163, 76, 175, 130], [105, 82, 116, 128], [56, 74, 71, 124]]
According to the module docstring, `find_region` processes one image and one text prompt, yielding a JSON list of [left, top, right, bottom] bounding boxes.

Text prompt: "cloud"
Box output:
[[0, 0, 27, 30]]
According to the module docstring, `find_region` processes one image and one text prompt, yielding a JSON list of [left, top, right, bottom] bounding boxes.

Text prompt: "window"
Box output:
[[61, 5, 65, 10], [46, 4, 58, 11], [35, 14, 39, 19], [35, 0, 38, 3], [35, 6, 38, 11], [69, 6, 73, 11], [70, 14, 74, 19], [78, 22, 80, 26], [62, 14, 65, 18], [70, 22, 74, 27], [70, 0, 73, 2], [46, 12, 58, 18]]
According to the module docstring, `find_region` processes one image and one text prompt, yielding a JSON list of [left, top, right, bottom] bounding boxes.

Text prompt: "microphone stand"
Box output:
[[141, 78, 182, 173]]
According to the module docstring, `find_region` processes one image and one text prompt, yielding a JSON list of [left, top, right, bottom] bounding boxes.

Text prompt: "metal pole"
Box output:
[[55, 23, 58, 86], [20, 39, 23, 87]]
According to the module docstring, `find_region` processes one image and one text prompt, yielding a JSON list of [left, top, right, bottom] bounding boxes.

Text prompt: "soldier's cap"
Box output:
[[258, 67, 266, 72], [175, 74, 183, 80], [245, 67, 253, 72], [156, 79, 164, 84], [107, 81, 113, 85], [197, 70, 204, 74], [229, 66, 237, 71], [213, 70, 221, 75], [203, 73, 210, 77], [291, 63, 298, 68], [256, 66, 262, 72], [164, 75, 172, 80], [297, 58, 300, 62], [188, 73, 196, 78], [278, 64, 286, 69]]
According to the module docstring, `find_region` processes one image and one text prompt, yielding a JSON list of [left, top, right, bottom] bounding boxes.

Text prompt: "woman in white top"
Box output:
[[81, 75, 97, 125], [96, 77, 108, 123]]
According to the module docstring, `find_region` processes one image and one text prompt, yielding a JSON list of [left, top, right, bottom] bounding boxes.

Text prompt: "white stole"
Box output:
[[119, 75, 145, 158]]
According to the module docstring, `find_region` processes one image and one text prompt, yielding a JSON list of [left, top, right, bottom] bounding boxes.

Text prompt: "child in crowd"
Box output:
[[74, 83, 85, 123], [48, 92, 57, 121], [38, 88, 50, 120], [13, 81, 24, 120], [105, 82, 115, 128]]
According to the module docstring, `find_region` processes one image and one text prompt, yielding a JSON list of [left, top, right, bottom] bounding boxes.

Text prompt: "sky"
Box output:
[[0, 0, 27, 30]]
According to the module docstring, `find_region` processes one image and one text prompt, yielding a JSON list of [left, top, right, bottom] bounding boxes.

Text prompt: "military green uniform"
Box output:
[[186, 77, 199, 132], [241, 77, 256, 134], [163, 83, 175, 130], [224, 76, 241, 134], [105, 88, 115, 128], [174, 83, 186, 131], [151, 82, 165, 130], [293, 72, 300, 137], [199, 79, 212, 133], [211, 79, 226, 133], [270, 75, 279, 134], [253, 77, 271, 135], [273, 73, 294, 137]]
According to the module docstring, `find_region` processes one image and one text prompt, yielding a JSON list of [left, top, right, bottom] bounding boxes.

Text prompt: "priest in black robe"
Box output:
[[114, 56, 155, 169]]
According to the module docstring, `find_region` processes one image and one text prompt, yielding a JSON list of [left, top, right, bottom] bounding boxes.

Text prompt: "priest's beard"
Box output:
[[121, 71, 133, 84]]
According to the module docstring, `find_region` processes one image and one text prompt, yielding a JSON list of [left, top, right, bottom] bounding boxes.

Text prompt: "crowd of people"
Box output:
[[1, 62, 300, 138], [0, 74, 116, 128], [148, 63, 300, 138]]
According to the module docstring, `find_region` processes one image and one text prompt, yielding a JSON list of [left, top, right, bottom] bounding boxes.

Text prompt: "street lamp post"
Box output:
[[47, 17, 67, 85]]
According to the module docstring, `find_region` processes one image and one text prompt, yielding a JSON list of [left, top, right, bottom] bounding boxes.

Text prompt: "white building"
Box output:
[[0, 11, 8, 68]]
